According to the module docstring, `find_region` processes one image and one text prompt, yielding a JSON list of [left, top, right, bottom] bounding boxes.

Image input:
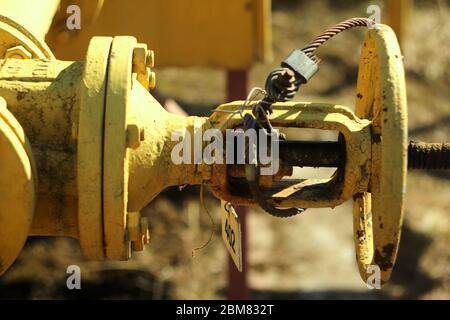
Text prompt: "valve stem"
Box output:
[[273, 140, 450, 170], [408, 141, 450, 170]]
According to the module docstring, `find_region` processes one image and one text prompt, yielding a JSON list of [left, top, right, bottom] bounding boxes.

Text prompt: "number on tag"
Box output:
[[221, 201, 242, 272]]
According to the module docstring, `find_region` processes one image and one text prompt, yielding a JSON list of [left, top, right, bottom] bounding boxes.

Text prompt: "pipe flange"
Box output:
[[78, 36, 153, 260], [77, 36, 113, 260], [103, 36, 154, 260]]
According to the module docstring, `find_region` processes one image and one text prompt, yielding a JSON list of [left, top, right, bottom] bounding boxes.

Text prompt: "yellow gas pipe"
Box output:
[[0, 2, 408, 287]]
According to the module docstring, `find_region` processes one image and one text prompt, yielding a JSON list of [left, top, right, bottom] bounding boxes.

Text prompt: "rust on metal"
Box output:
[[408, 141, 450, 170], [278, 140, 343, 168]]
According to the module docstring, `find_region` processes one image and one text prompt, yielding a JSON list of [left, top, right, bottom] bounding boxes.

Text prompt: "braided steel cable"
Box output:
[[265, 68, 302, 102], [301, 17, 373, 58], [264, 18, 373, 104]]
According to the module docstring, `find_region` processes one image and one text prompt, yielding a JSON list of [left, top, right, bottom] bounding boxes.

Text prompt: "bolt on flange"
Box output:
[[132, 44, 156, 90], [4, 45, 32, 59], [126, 211, 150, 252], [126, 124, 145, 149]]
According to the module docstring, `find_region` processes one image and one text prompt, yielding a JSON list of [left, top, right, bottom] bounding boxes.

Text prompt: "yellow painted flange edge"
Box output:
[[103, 36, 137, 260], [77, 37, 113, 260]]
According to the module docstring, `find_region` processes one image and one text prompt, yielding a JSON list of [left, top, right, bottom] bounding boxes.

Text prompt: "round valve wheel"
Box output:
[[353, 25, 408, 285]]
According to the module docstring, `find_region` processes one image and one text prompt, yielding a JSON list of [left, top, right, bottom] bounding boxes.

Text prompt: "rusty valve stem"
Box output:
[[273, 140, 450, 170], [408, 141, 450, 170]]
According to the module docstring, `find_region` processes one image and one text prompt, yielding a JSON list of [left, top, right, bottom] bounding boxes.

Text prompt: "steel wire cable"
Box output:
[[265, 18, 373, 103], [301, 17, 373, 58]]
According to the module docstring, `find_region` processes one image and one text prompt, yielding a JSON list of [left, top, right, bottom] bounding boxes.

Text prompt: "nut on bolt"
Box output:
[[132, 44, 148, 74], [4, 45, 32, 59], [126, 124, 144, 149], [146, 50, 155, 68], [127, 212, 150, 252], [132, 45, 156, 90], [148, 70, 156, 89], [140, 217, 150, 245]]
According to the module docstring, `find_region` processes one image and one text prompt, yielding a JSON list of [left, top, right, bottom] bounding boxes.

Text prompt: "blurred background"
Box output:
[[0, 0, 449, 299]]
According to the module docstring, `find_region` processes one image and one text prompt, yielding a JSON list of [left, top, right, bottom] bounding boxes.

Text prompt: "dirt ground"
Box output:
[[1, 0, 449, 299]]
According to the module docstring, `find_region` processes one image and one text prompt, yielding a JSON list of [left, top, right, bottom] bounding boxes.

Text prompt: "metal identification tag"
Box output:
[[221, 201, 242, 272]]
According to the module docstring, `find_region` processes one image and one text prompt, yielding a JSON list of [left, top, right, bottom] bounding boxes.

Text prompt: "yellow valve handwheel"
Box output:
[[353, 25, 408, 285]]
